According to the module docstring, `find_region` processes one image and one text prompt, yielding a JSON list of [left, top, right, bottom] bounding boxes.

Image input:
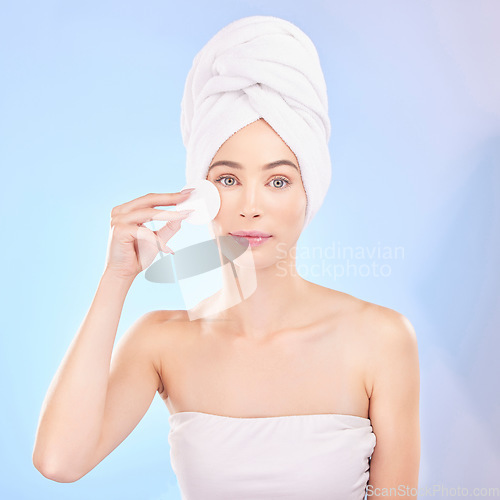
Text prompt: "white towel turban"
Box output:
[[180, 15, 331, 229]]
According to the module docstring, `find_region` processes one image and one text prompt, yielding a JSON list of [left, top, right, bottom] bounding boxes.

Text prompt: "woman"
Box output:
[[33, 15, 420, 499]]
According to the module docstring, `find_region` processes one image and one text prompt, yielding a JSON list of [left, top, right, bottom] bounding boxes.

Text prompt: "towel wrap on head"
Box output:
[[180, 15, 332, 229]]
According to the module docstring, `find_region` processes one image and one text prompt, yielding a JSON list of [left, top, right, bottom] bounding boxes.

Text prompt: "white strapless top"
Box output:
[[168, 411, 376, 500]]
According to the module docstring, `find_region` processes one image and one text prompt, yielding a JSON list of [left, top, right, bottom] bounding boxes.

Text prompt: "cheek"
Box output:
[[277, 190, 307, 219]]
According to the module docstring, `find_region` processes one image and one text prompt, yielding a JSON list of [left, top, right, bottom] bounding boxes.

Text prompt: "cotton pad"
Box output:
[[176, 179, 221, 225]]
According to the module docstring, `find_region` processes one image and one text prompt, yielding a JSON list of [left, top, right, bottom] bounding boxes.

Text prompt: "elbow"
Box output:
[[32, 451, 85, 483]]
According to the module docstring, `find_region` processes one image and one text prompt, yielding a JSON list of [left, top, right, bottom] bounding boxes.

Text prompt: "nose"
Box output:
[[239, 183, 262, 219]]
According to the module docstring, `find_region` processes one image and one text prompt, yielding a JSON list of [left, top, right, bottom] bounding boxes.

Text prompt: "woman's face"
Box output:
[[206, 118, 307, 267]]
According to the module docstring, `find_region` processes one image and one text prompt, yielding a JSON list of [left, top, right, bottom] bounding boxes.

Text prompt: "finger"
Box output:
[[112, 190, 195, 216], [153, 224, 179, 255], [157, 218, 183, 241], [155, 219, 183, 251], [113, 207, 194, 226]]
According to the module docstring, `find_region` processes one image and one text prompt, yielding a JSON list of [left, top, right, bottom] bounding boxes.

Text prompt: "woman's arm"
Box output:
[[32, 190, 191, 482], [32, 270, 142, 482], [365, 308, 421, 498]]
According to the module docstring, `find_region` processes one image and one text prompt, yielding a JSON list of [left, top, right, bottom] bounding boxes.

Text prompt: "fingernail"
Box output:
[[180, 188, 196, 194]]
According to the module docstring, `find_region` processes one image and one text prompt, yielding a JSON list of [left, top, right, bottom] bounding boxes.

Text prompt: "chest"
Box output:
[[160, 322, 368, 418]]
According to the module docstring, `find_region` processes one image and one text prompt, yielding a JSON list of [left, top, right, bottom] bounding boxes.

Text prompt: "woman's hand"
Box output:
[[104, 190, 195, 281]]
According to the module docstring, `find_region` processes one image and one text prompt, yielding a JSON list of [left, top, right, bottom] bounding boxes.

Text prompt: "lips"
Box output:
[[229, 231, 272, 248], [229, 231, 272, 238]]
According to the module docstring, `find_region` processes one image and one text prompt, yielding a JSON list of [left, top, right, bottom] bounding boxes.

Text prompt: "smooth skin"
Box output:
[[33, 119, 420, 499]]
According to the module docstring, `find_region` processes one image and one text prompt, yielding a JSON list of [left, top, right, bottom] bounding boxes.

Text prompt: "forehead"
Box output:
[[212, 119, 299, 165]]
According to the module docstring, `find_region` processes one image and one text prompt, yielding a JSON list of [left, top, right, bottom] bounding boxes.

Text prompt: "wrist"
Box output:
[[102, 268, 137, 287]]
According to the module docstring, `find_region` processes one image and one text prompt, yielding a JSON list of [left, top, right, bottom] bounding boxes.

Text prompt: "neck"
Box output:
[[211, 250, 310, 341]]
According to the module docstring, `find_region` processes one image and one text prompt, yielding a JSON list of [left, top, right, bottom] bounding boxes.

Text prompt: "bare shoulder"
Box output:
[[357, 300, 419, 398], [333, 290, 419, 358], [302, 281, 417, 339], [133, 308, 189, 348], [318, 283, 417, 343], [133, 309, 189, 332], [126, 309, 182, 339], [359, 301, 418, 351], [314, 284, 418, 391], [126, 309, 187, 385]]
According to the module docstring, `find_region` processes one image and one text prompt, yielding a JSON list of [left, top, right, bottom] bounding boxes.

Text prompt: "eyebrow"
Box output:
[[207, 160, 299, 173]]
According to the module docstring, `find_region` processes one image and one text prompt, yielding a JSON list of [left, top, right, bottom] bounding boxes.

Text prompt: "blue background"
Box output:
[[1, 0, 499, 498]]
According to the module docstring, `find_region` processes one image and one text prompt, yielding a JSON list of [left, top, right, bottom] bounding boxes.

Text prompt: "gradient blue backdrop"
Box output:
[[1, 1, 499, 499]]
